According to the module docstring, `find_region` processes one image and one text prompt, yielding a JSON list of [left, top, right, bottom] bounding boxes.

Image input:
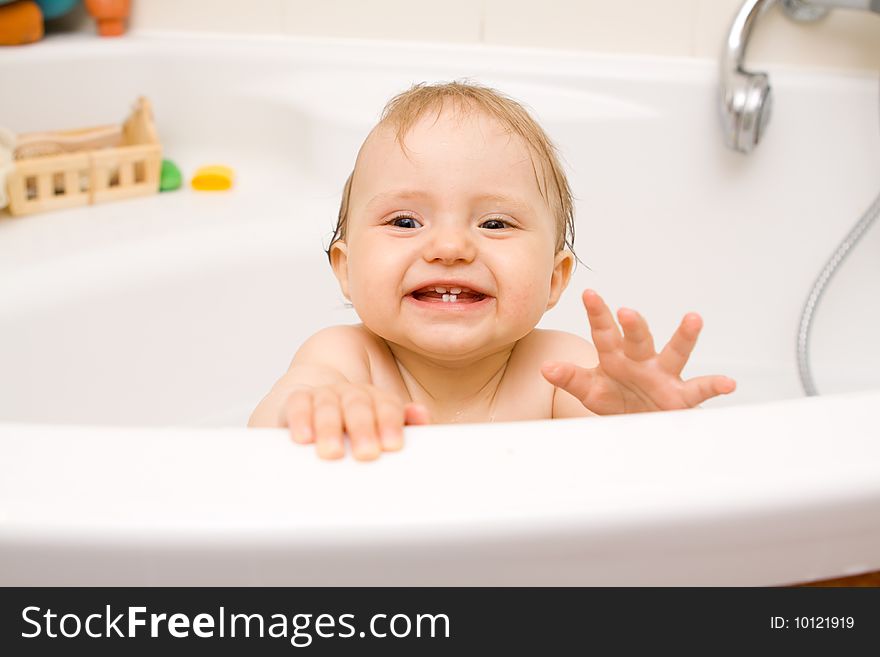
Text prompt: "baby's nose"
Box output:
[[423, 225, 476, 264]]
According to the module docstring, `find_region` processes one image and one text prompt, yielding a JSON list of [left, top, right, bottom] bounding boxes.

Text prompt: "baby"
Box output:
[[248, 81, 736, 460]]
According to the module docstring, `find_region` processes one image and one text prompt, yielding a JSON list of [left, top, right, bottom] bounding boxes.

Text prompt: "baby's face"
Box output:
[[332, 105, 572, 361]]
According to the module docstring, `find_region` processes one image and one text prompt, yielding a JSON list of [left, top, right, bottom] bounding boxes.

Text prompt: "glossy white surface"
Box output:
[[124, 0, 880, 70], [1, 34, 879, 584]]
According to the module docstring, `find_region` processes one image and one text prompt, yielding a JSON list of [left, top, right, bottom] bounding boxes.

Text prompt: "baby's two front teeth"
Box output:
[[434, 286, 462, 303]]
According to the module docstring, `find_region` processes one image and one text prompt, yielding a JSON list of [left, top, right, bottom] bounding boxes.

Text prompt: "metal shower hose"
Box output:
[[796, 78, 880, 396]]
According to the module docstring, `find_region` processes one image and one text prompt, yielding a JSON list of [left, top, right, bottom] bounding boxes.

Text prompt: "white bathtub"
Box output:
[[1, 32, 879, 585]]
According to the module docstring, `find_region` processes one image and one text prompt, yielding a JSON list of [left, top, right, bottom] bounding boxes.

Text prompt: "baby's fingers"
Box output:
[[339, 387, 381, 461], [683, 375, 737, 407], [284, 389, 315, 444], [541, 361, 596, 405], [581, 289, 622, 354], [373, 392, 406, 452], [404, 402, 431, 426], [617, 307, 656, 362], [659, 313, 703, 376], [312, 387, 345, 459]]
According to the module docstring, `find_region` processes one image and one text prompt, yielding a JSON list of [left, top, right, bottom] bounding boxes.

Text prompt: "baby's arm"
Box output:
[[248, 326, 428, 460]]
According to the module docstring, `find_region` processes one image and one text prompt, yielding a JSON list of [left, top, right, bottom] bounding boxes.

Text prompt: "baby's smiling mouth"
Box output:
[[408, 285, 488, 304]]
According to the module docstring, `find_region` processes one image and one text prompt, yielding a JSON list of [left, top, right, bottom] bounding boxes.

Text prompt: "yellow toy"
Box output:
[[191, 165, 234, 191]]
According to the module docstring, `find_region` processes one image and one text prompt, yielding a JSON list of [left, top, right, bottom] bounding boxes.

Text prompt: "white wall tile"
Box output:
[[125, 0, 880, 73], [695, 0, 880, 70], [484, 0, 698, 57], [280, 0, 482, 42], [131, 0, 285, 35]]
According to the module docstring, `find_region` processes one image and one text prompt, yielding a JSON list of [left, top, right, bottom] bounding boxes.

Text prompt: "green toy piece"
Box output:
[[159, 159, 182, 192]]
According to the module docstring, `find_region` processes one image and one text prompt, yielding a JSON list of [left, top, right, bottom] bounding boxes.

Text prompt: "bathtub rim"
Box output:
[[2, 387, 879, 540]]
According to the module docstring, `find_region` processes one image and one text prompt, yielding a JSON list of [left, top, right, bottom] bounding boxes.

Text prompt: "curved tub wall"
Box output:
[[3, 391, 880, 586], [1, 35, 879, 584]]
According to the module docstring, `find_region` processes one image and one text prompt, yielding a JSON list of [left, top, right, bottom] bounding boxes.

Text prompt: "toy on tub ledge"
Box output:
[[0, 1, 131, 46], [191, 164, 235, 191], [1, 96, 167, 217]]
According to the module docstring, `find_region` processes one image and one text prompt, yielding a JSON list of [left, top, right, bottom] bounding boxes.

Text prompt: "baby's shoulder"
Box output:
[[491, 329, 598, 421], [294, 323, 399, 381], [514, 329, 599, 368], [290, 324, 376, 380], [296, 324, 372, 354]]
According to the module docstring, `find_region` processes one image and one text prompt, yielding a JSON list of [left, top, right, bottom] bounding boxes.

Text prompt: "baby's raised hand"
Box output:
[[282, 383, 430, 461], [542, 289, 736, 415]]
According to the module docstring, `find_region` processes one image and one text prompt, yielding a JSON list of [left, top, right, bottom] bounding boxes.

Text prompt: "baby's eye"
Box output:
[[480, 218, 510, 230], [386, 214, 422, 229]]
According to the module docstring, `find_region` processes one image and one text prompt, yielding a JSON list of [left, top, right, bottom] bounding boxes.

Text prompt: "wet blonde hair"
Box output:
[[326, 80, 576, 259]]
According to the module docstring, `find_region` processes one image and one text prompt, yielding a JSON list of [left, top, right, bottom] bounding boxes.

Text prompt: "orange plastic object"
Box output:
[[191, 165, 235, 192], [0, 1, 44, 46], [84, 0, 130, 37]]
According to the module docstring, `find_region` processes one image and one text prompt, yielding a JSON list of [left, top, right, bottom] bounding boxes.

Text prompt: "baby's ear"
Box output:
[[546, 250, 574, 310], [329, 241, 351, 301], [330, 240, 351, 301]]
